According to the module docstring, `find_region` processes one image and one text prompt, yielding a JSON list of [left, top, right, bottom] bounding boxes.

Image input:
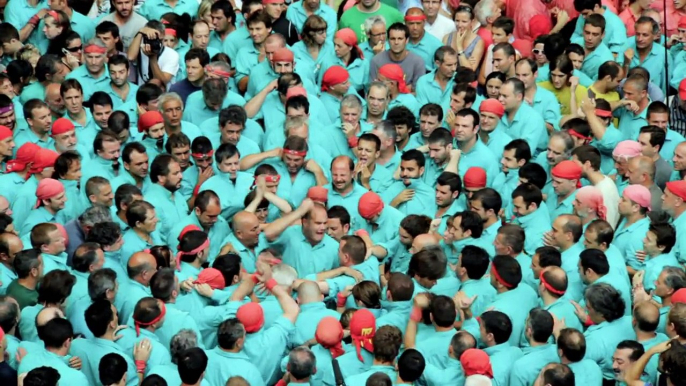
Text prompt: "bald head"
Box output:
[[36, 306, 64, 328], [633, 300, 660, 332], [265, 33, 286, 47], [297, 280, 323, 304], [45, 82, 61, 99], [412, 233, 438, 252], [632, 156, 655, 180], [0, 232, 23, 259], [233, 211, 259, 232], [405, 7, 424, 16], [540, 266, 568, 297], [127, 251, 156, 281], [332, 156, 353, 170]]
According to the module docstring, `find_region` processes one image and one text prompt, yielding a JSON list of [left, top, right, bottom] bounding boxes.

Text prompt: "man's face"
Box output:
[[399, 159, 422, 184], [96, 32, 118, 53], [93, 104, 112, 129], [635, 22, 655, 50], [197, 201, 221, 229], [368, 23, 386, 47], [674, 145, 686, 171], [62, 159, 81, 180], [643, 229, 663, 256], [388, 29, 407, 54], [46, 191, 67, 212], [326, 218, 348, 241], [533, 43, 546, 65], [568, 52, 584, 70], [498, 83, 519, 111], [248, 22, 271, 45], [340, 106, 360, 125], [501, 148, 520, 172], [406, 18, 425, 40], [0, 136, 14, 158], [531, 253, 543, 279], [654, 270, 671, 298], [0, 109, 15, 130], [366, 86, 388, 116], [638, 132, 658, 158], [647, 112, 669, 130], [108, 63, 129, 88], [356, 139, 379, 167], [186, 58, 204, 83], [618, 194, 636, 217], [162, 161, 183, 192], [192, 23, 211, 50], [492, 49, 512, 74], [0, 78, 15, 99], [54, 131, 77, 152], [428, 142, 450, 166], [219, 154, 240, 178], [211, 9, 229, 32], [85, 52, 106, 75], [221, 122, 243, 146], [446, 216, 468, 241], [449, 91, 467, 113], [45, 229, 66, 254], [331, 162, 353, 192], [549, 217, 568, 247], [126, 150, 149, 178], [625, 158, 644, 184], [193, 153, 213, 172], [612, 348, 636, 382], [435, 183, 457, 208], [583, 228, 602, 249], [170, 145, 190, 170], [546, 137, 568, 166], [512, 196, 535, 217], [622, 81, 646, 104], [45, 90, 65, 115], [264, 2, 283, 19], [303, 207, 328, 244], [470, 199, 489, 221], [550, 68, 569, 89], [479, 112, 500, 132], [453, 115, 477, 143], [419, 114, 440, 138], [583, 24, 604, 49], [29, 107, 52, 133], [93, 184, 114, 207], [552, 176, 576, 196], [491, 27, 508, 44], [63, 89, 83, 115], [436, 53, 458, 79], [395, 124, 410, 143], [162, 99, 183, 127], [283, 153, 305, 174], [139, 209, 159, 233], [114, 0, 133, 17]]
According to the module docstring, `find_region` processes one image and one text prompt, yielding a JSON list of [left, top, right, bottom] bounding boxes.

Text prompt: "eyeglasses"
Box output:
[[66, 45, 82, 52], [532, 49, 543, 55]]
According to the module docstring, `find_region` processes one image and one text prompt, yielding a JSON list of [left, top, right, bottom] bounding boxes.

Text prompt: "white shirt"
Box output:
[[138, 47, 180, 87], [425, 14, 456, 41], [595, 176, 620, 229]]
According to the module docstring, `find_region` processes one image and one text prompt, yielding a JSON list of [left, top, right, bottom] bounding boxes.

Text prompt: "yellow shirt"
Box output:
[[538, 81, 588, 116], [588, 85, 620, 127]]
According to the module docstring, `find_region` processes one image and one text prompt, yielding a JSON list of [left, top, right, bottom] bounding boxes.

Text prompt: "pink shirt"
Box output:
[[512, 0, 578, 40], [619, 7, 640, 36], [665, 2, 686, 37]]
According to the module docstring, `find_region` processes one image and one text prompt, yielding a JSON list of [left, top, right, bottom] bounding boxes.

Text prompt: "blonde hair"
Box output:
[[198, 0, 214, 19]]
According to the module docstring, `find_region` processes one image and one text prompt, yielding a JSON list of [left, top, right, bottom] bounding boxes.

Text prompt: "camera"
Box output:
[[142, 36, 163, 55]]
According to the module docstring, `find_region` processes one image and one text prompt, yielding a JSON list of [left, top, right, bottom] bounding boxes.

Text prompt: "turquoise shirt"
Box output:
[[270, 226, 339, 278], [218, 233, 270, 273], [368, 162, 396, 195], [387, 92, 421, 118], [416, 328, 456, 369], [336, 347, 374, 379], [168, 212, 230, 263], [568, 359, 604, 386], [19, 303, 44, 343], [143, 183, 189, 243], [377, 299, 412, 334], [98, 81, 138, 109], [290, 301, 341, 348], [590, 123, 623, 174], [583, 315, 636, 379], [383, 178, 437, 216], [286, 2, 337, 39], [576, 40, 615, 81], [512, 205, 552, 255], [259, 295, 284, 330], [41, 252, 70, 276], [119, 228, 164, 270], [546, 297, 584, 332], [20, 206, 67, 238], [244, 60, 318, 100], [0, 263, 17, 295], [626, 39, 673, 91], [65, 270, 89, 317], [483, 343, 524, 386], [436, 198, 467, 235], [497, 102, 548, 155], [199, 116, 265, 149], [319, 56, 370, 93], [19, 81, 47, 105], [243, 316, 295, 384], [267, 161, 320, 208], [416, 70, 454, 108], [326, 257, 381, 307], [661, 129, 685, 163], [116, 327, 171, 374], [182, 89, 246, 126], [361, 206, 404, 245], [11, 175, 41, 229], [616, 103, 649, 140], [407, 33, 444, 71], [326, 182, 369, 231], [29, 11, 95, 53], [493, 169, 520, 212], [459, 277, 497, 318], [223, 27, 251, 60], [672, 211, 686, 264], [481, 127, 514, 161], [68, 298, 94, 339], [509, 344, 561, 386], [516, 253, 537, 291], [487, 284, 539, 346], [175, 46, 220, 82], [13, 129, 54, 156], [560, 242, 585, 302], [59, 179, 85, 223], [572, 8, 627, 54], [5, 0, 47, 31], [379, 236, 413, 274], [70, 337, 138, 386], [155, 303, 204, 350], [148, 363, 182, 386], [532, 85, 563, 130], [640, 333, 669, 385], [291, 40, 335, 80], [116, 279, 152, 323], [421, 357, 464, 386], [612, 217, 650, 270], [234, 45, 268, 84], [345, 365, 396, 386], [644, 253, 680, 292], [110, 168, 152, 195], [115, 99, 139, 129], [18, 347, 88, 384], [139, 0, 197, 20], [185, 297, 241, 348], [65, 66, 111, 101], [206, 349, 265, 386], [0, 173, 28, 206], [198, 170, 252, 221], [545, 190, 578, 223]]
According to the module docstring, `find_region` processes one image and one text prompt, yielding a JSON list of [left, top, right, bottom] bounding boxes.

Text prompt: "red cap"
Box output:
[[6, 143, 40, 173], [334, 28, 364, 60], [307, 186, 328, 203], [666, 180, 686, 201], [194, 268, 226, 289], [379, 64, 410, 94], [460, 348, 494, 378], [464, 167, 487, 189], [551, 160, 582, 186], [358, 191, 384, 220], [236, 302, 265, 333], [28, 149, 59, 175], [321, 66, 349, 92], [672, 288, 686, 304], [137, 111, 164, 133], [679, 78, 686, 101], [479, 99, 505, 118], [51, 118, 75, 136], [350, 309, 376, 362], [0, 125, 11, 140], [315, 317, 345, 358]]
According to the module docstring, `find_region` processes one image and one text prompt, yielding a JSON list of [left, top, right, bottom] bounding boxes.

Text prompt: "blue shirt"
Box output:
[[672, 211, 686, 264], [139, 0, 197, 20], [626, 39, 673, 91], [512, 205, 552, 255], [223, 27, 251, 60], [612, 217, 650, 270], [286, 2, 337, 39], [18, 347, 88, 384], [99, 81, 138, 109], [584, 315, 636, 379], [616, 103, 649, 140], [119, 228, 164, 270], [345, 365, 396, 386], [199, 170, 253, 221], [290, 301, 341, 348], [143, 183, 188, 242], [270, 226, 339, 278], [484, 343, 524, 386], [218, 233, 270, 274], [65, 66, 110, 101], [383, 178, 437, 216], [407, 33, 444, 71], [416, 70, 454, 108], [70, 337, 138, 386], [326, 182, 370, 233], [509, 344, 561, 386], [182, 89, 246, 126], [546, 190, 578, 223], [5, 0, 47, 31], [116, 279, 152, 323], [243, 316, 295, 384], [205, 348, 264, 386], [497, 102, 548, 155], [29, 10, 95, 53], [487, 284, 540, 346], [568, 359, 604, 386], [116, 327, 171, 374]]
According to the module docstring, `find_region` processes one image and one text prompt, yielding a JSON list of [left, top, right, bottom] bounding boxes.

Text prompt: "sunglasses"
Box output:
[[532, 49, 543, 55], [66, 45, 82, 52]]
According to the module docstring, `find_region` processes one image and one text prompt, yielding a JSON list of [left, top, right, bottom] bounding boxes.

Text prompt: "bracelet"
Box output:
[[265, 278, 278, 291], [347, 136, 359, 148], [250, 273, 260, 284], [410, 306, 423, 322], [135, 360, 146, 373], [28, 15, 40, 26], [192, 184, 201, 197], [336, 292, 347, 307]]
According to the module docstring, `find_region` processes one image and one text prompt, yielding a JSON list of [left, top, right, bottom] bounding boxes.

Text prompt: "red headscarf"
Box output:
[[138, 111, 164, 133], [460, 348, 494, 378], [35, 178, 65, 208], [0, 125, 11, 141], [307, 186, 328, 203], [551, 160, 582, 188], [51, 118, 75, 136], [479, 99, 505, 118], [378, 64, 410, 94], [464, 167, 487, 189], [194, 268, 226, 289], [358, 191, 384, 220], [236, 302, 265, 333], [315, 317, 345, 358], [271, 47, 294, 63], [6, 143, 40, 174], [321, 66, 349, 92], [28, 149, 59, 177], [349, 309, 376, 362], [334, 28, 364, 60]]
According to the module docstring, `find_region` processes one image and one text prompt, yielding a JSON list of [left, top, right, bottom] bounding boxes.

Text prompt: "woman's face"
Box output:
[[201, 10, 214, 30], [163, 34, 177, 49], [334, 38, 352, 59], [43, 16, 63, 40], [66, 38, 83, 59], [310, 28, 327, 45], [533, 43, 546, 65], [550, 68, 569, 89], [486, 78, 503, 99], [454, 11, 472, 32]]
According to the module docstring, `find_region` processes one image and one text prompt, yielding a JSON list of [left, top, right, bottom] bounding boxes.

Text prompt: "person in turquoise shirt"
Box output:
[[291, 16, 335, 79], [354, 133, 396, 195], [433, 172, 467, 235], [119, 202, 164, 270], [0, 233, 21, 295], [110, 142, 152, 195], [512, 183, 552, 254], [516, 59, 562, 132], [404, 293, 459, 371], [18, 319, 89, 384], [204, 319, 265, 386], [175, 22, 221, 83], [245, 45, 318, 100], [219, 212, 271, 273], [662, 180, 686, 264], [493, 139, 530, 211], [223, 23, 251, 60], [143, 154, 188, 242], [474, 310, 524, 386], [69, 299, 141, 386], [20, 179, 69, 238], [5, 0, 48, 33], [632, 301, 670, 385], [625, 18, 673, 92], [557, 328, 605, 386], [616, 77, 650, 140], [498, 79, 549, 155], [578, 283, 636, 380], [11, 150, 60, 231], [139, 0, 197, 20], [377, 66, 421, 117], [344, 325, 401, 385], [167, 191, 230, 262], [234, 12, 273, 87], [318, 29, 369, 94], [99, 55, 138, 109], [418, 332, 471, 386], [326, 156, 369, 230], [614, 187, 651, 271], [382, 149, 437, 215], [198, 143, 253, 221], [116, 251, 156, 324], [14, 100, 55, 154], [258, 81, 332, 138], [287, 281, 342, 349], [65, 244, 103, 317], [572, 0, 627, 54], [286, 0, 337, 39], [572, 31, 614, 82], [416, 47, 456, 107], [29, 4, 95, 54], [452, 110, 501, 186], [356, 191, 405, 246], [65, 41, 110, 101], [640, 222, 680, 294], [539, 267, 585, 334], [546, 214, 586, 301], [264, 201, 340, 278], [546, 161, 582, 222], [404, 11, 443, 71], [182, 78, 246, 126], [116, 298, 172, 372], [509, 309, 561, 386]]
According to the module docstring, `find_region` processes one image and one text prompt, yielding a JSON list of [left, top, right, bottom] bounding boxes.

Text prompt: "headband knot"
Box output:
[[134, 302, 166, 336]]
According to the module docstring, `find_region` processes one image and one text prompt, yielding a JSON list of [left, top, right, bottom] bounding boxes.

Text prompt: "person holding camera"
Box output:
[[127, 20, 179, 88]]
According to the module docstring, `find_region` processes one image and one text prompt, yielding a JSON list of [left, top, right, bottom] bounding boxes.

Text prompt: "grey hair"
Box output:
[[584, 283, 625, 322], [372, 120, 397, 141], [368, 81, 389, 97], [272, 263, 297, 288], [363, 15, 387, 35], [663, 266, 686, 290], [474, 0, 497, 26], [170, 329, 199, 364], [158, 92, 184, 111], [88, 268, 117, 301], [288, 346, 317, 380], [549, 131, 575, 156], [340, 94, 362, 112], [79, 204, 112, 227], [285, 116, 309, 137], [85, 38, 107, 54], [208, 61, 231, 74]]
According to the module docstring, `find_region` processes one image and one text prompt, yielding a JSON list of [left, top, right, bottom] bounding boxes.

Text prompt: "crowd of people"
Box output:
[[0, 0, 686, 384]]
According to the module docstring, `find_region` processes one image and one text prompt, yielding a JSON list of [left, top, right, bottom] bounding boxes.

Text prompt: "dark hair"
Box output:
[[572, 145, 601, 171], [527, 308, 554, 343], [38, 269, 76, 305], [149, 154, 176, 184], [536, 246, 562, 268], [492, 16, 515, 34], [327, 206, 350, 227], [387, 22, 410, 39], [24, 367, 61, 386], [557, 328, 586, 362], [518, 163, 547, 189], [436, 171, 462, 195], [471, 188, 502, 214], [648, 222, 677, 254], [53, 151, 81, 180], [99, 353, 128, 386], [512, 183, 543, 209], [453, 211, 484, 238], [579, 248, 609, 275], [459, 245, 490, 279], [639, 125, 666, 151], [397, 349, 426, 382], [114, 184, 142, 212], [178, 347, 208, 384], [96, 21, 124, 52], [480, 310, 512, 344]]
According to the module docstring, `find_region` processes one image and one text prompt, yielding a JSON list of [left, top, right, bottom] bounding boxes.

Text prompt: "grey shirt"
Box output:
[[100, 13, 148, 51], [369, 50, 426, 89], [654, 157, 673, 191], [648, 183, 664, 215]]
